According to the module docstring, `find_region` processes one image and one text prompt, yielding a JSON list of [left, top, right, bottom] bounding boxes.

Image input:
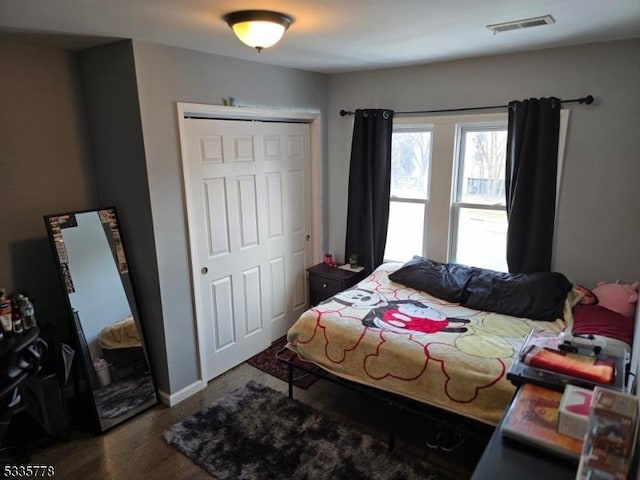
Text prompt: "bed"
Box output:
[[98, 316, 147, 380], [285, 259, 634, 426]]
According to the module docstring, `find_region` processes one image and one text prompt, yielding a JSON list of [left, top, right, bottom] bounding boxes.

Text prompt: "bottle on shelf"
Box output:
[[19, 295, 36, 330], [0, 288, 12, 334], [11, 297, 24, 334]]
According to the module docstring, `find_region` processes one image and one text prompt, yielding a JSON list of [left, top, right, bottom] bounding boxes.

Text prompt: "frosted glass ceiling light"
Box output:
[[223, 10, 294, 52]]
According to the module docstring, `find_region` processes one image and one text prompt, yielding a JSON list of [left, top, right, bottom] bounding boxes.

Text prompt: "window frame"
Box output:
[[449, 121, 508, 269], [385, 125, 434, 262]]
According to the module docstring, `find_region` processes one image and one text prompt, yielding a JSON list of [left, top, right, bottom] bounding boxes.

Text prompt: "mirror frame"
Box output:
[[44, 206, 158, 432]]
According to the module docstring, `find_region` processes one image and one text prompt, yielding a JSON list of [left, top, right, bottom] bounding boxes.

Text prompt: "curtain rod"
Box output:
[[339, 94, 594, 117]]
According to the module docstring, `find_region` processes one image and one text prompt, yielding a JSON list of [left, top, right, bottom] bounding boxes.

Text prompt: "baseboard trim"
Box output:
[[158, 379, 206, 407]]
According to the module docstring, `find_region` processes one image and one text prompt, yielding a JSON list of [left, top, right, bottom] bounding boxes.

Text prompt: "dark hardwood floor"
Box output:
[[26, 363, 489, 479]]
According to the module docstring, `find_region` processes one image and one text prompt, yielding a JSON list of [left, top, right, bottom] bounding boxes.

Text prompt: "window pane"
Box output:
[[458, 129, 507, 205], [454, 207, 507, 272], [390, 131, 431, 200], [384, 201, 425, 262]]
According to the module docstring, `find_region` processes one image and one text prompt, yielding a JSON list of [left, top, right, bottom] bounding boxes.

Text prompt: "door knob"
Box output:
[[201, 267, 208, 275]]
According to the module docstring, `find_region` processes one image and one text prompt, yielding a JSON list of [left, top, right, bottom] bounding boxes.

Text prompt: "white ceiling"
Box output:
[[1, 0, 639, 73]]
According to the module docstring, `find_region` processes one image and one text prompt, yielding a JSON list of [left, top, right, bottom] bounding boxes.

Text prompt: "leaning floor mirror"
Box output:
[[44, 207, 157, 432]]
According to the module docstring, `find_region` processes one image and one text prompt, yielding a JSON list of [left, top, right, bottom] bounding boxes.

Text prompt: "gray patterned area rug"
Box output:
[[164, 380, 456, 480]]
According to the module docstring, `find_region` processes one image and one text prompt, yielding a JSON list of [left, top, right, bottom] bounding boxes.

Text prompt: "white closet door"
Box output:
[[262, 122, 312, 340], [182, 118, 310, 381]]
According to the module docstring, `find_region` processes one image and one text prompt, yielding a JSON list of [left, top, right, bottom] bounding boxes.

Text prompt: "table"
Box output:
[[471, 413, 577, 480]]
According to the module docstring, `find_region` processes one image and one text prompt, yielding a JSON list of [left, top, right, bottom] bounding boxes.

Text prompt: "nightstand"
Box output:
[[307, 263, 364, 306]]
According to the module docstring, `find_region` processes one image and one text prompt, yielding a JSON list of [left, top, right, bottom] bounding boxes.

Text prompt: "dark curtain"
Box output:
[[344, 109, 394, 273], [505, 97, 560, 273]]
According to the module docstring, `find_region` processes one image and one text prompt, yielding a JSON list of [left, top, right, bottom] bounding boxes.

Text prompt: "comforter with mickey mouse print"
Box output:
[[286, 262, 568, 424]]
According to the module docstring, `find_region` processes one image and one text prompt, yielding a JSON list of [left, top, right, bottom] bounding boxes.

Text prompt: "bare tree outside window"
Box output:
[[459, 130, 507, 205], [390, 131, 431, 200]]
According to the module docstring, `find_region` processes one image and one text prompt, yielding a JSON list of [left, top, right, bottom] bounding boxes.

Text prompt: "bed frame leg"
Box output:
[[287, 362, 294, 399], [387, 404, 400, 451]]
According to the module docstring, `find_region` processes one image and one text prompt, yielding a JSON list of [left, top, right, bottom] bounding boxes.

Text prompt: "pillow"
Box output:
[[388, 256, 472, 303], [463, 269, 573, 321], [591, 281, 639, 319], [572, 304, 634, 346], [389, 256, 573, 321]]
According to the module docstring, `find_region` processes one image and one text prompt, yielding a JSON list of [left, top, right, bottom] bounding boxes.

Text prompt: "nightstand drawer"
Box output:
[[309, 275, 343, 295], [307, 262, 365, 306]]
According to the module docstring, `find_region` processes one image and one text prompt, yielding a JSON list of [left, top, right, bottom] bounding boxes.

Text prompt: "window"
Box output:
[[384, 111, 568, 271], [384, 129, 432, 262], [384, 113, 509, 270], [451, 125, 508, 271]]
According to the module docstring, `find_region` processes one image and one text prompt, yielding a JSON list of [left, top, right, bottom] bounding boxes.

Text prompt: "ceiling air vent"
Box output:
[[486, 15, 555, 34]]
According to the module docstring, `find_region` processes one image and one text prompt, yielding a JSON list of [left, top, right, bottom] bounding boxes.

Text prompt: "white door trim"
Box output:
[[176, 102, 323, 384]]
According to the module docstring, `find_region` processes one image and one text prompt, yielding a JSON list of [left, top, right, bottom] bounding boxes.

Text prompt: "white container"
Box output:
[[558, 384, 592, 440], [94, 358, 111, 387]]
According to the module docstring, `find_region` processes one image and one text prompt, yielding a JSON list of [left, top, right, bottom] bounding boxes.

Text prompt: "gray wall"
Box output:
[[327, 38, 640, 287], [0, 41, 95, 334], [79, 41, 169, 392], [129, 41, 329, 394]]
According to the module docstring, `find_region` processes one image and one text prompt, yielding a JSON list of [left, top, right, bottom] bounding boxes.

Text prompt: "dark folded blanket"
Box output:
[[389, 256, 572, 321]]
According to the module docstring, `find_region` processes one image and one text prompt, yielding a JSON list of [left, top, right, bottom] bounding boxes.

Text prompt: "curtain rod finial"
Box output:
[[582, 95, 594, 105], [339, 109, 353, 117]]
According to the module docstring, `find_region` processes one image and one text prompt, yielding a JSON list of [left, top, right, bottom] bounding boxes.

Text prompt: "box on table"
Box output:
[[501, 383, 583, 460], [558, 384, 593, 441]]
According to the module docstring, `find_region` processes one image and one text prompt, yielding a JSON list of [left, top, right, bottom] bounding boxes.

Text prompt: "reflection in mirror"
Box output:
[[44, 207, 157, 432]]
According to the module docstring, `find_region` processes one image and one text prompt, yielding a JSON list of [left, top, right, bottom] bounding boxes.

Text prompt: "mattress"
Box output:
[[287, 262, 568, 425]]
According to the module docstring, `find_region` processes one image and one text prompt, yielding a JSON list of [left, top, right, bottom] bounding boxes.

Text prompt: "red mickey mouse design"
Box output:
[[362, 299, 470, 334]]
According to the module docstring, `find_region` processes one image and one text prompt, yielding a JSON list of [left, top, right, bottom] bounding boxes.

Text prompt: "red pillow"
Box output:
[[572, 304, 634, 345]]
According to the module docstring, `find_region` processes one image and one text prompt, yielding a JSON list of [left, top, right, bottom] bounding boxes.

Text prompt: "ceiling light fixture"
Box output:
[[223, 10, 294, 52], [486, 15, 555, 34]]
